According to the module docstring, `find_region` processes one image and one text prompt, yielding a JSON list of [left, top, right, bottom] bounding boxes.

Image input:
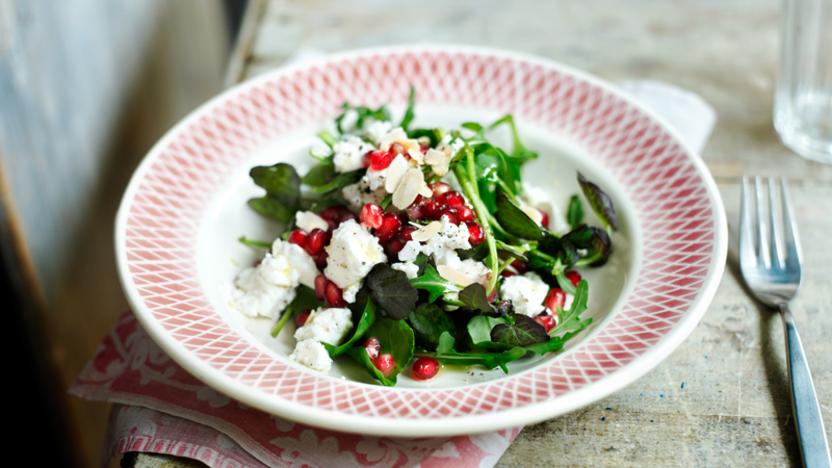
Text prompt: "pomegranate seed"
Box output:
[[511, 260, 528, 274], [325, 281, 346, 307], [455, 206, 476, 223], [430, 182, 452, 196], [385, 238, 405, 259], [320, 206, 352, 229], [295, 309, 312, 327], [534, 313, 557, 333], [360, 203, 384, 229], [373, 353, 396, 377], [399, 226, 417, 242], [375, 213, 401, 241], [545, 288, 566, 311], [314, 275, 328, 300], [411, 357, 440, 380], [539, 209, 551, 228], [440, 209, 459, 225], [368, 149, 395, 171], [314, 252, 327, 269], [438, 191, 465, 208], [304, 228, 328, 255], [566, 270, 582, 287], [288, 229, 306, 246], [407, 195, 426, 220], [422, 198, 441, 219], [364, 337, 381, 360], [501, 269, 517, 277], [419, 144, 431, 153], [390, 142, 406, 155], [467, 223, 485, 246]]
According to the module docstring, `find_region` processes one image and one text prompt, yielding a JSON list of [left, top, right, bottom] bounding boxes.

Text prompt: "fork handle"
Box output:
[[781, 305, 832, 468]]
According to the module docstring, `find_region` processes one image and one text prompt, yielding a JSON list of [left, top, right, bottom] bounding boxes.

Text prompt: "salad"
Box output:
[[228, 88, 618, 386]]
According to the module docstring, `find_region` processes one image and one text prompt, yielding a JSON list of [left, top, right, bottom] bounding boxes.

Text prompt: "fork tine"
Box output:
[[768, 177, 784, 269], [739, 176, 756, 268], [755, 176, 771, 268], [780, 178, 802, 267]]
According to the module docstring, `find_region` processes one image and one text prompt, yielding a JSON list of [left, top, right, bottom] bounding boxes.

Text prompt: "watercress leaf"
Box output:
[[489, 114, 538, 164], [565, 225, 613, 267], [524, 335, 566, 355], [550, 279, 591, 337], [247, 196, 294, 223], [336, 103, 392, 133], [490, 314, 549, 346], [317, 130, 338, 148], [567, 194, 584, 229], [467, 315, 510, 350], [366, 264, 418, 320], [250, 163, 300, 208], [407, 303, 455, 350], [400, 86, 416, 131], [347, 317, 415, 386], [346, 346, 396, 386], [308, 169, 364, 194], [495, 188, 544, 240], [324, 299, 376, 357], [408, 128, 444, 146], [538, 233, 580, 267], [578, 172, 619, 231], [436, 331, 456, 353], [238, 236, 271, 250], [270, 286, 321, 337], [458, 284, 494, 313], [411, 264, 460, 303], [427, 347, 527, 373], [302, 160, 336, 187]]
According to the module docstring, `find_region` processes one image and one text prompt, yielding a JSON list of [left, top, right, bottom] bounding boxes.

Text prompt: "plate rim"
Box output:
[[115, 43, 727, 436]]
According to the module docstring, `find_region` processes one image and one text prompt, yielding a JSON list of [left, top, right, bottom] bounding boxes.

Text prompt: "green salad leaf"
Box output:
[[495, 188, 544, 240], [407, 303, 455, 350], [458, 284, 494, 313], [366, 264, 418, 320], [400, 85, 416, 131], [335, 102, 392, 134], [411, 264, 461, 302], [490, 314, 549, 347], [578, 172, 619, 232], [347, 318, 414, 386], [567, 194, 584, 229], [270, 286, 321, 338], [324, 299, 377, 357]]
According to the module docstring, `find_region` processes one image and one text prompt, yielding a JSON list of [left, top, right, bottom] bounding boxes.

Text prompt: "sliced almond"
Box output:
[[437, 264, 475, 286], [379, 127, 408, 151], [424, 148, 451, 176], [384, 154, 409, 192], [392, 168, 424, 209], [407, 147, 424, 164], [520, 202, 544, 225], [410, 221, 442, 242]]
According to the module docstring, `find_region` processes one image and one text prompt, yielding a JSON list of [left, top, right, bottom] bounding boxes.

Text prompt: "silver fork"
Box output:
[[740, 176, 831, 467]]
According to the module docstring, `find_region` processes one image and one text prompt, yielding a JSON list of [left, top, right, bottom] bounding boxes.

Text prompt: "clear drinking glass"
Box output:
[[774, 0, 832, 163]]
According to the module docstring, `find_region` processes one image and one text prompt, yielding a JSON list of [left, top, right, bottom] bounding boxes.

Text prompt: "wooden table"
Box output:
[[130, 0, 832, 465]]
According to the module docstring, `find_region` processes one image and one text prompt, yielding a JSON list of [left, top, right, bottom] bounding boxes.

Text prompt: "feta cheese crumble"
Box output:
[[500, 272, 550, 317], [294, 307, 353, 345], [324, 219, 387, 302], [229, 239, 319, 319], [289, 340, 333, 372], [290, 307, 353, 372], [295, 211, 329, 232], [332, 136, 373, 173]]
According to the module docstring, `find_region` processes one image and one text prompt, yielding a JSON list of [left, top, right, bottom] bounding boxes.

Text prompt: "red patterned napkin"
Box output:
[[69, 311, 520, 467]]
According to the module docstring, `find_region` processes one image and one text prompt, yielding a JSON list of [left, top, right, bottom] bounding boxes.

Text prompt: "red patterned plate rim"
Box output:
[[115, 45, 727, 436]]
